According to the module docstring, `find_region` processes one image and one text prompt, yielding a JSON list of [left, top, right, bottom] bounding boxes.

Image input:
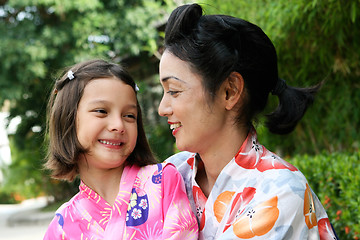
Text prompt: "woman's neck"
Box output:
[[196, 125, 248, 197], [79, 165, 125, 206]]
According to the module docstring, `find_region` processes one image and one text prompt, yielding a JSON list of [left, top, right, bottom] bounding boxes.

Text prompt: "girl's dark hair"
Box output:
[[164, 3, 320, 134], [45, 59, 156, 181]]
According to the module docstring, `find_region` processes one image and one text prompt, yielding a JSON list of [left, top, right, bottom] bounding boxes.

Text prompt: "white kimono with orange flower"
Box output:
[[166, 129, 337, 240], [44, 163, 198, 239]]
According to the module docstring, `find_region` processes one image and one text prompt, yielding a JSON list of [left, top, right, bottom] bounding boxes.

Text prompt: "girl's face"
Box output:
[[158, 50, 228, 155], [76, 78, 138, 171]]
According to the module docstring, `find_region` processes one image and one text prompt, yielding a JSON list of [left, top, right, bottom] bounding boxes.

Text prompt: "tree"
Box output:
[[0, 0, 177, 200]]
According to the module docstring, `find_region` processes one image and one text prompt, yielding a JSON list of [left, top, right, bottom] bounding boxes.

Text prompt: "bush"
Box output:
[[289, 152, 360, 239], [0, 189, 19, 204]]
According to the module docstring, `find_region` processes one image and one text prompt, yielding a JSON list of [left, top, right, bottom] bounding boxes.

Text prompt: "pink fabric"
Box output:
[[44, 163, 198, 239]]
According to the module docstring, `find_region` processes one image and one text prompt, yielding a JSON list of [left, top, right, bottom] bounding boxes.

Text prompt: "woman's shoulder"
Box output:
[[228, 142, 311, 196], [164, 151, 194, 167], [163, 151, 195, 180]]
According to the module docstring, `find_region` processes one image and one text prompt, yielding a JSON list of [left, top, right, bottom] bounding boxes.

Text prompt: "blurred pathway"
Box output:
[[0, 197, 54, 240]]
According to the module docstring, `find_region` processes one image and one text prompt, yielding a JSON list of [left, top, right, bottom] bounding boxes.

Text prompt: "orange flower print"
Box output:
[[213, 191, 235, 223], [232, 196, 279, 239], [304, 184, 317, 229]]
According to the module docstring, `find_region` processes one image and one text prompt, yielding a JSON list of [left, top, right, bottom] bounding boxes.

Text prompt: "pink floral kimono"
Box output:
[[166, 128, 338, 240], [44, 163, 198, 239]]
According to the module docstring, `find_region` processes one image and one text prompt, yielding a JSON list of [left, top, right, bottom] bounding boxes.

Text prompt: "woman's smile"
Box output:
[[169, 122, 182, 135]]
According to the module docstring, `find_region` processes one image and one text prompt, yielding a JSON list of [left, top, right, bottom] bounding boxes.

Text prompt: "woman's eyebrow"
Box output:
[[161, 76, 185, 83]]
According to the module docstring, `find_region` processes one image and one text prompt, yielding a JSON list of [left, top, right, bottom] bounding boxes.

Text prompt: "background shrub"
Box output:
[[289, 152, 360, 239]]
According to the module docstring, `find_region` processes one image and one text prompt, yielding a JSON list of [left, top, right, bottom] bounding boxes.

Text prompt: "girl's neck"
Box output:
[[80, 165, 125, 206]]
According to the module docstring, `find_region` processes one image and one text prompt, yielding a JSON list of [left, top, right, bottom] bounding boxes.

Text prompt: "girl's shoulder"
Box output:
[[53, 192, 80, 216], [137, 162, 180, 178]]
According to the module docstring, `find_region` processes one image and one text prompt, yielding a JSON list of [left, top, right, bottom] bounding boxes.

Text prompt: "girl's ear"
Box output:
[[223, 72, 244, 111]]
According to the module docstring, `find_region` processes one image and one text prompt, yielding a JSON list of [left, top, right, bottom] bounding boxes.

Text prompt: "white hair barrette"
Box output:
[[135, 84, 140, 92], [67, 70, 75, 80]]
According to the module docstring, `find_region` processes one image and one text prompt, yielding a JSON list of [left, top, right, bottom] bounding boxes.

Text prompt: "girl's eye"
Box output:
[[94, 109, 107, 114], [124, 114, 137, 120]]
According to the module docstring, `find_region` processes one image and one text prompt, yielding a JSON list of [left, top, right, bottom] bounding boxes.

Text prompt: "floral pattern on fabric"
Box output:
[[44, 163, 198, 240], [166, 128, 337, 240], [224, 187, 256, 232], [235, 139, 298, 172], [126, 188, 149, 226], [318, 218, 337, 240], [304, 183, 318, 229], [214, 191, 235, 223], [192, 185, 207, 231], [233, 196, 279, 239]]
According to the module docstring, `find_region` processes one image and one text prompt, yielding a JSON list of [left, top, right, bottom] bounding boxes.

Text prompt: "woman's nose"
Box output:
[[158, 95, 171, 117]]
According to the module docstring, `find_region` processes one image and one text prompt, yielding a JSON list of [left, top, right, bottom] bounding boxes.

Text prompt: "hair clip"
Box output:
[[67, 70, 75, 80], [135, 84, 140, 92]]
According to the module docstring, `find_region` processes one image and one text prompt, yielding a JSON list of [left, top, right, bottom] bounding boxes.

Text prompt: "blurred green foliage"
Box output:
[[203, 0, 360, 155], [290, 152, 360, 239], [0, 5, 359, 238], [0, 0, 176, 201]]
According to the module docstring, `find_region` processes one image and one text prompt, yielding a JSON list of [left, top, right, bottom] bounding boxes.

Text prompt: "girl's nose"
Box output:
[[158, 95, 171, 117], [108, 116, 125, 133]]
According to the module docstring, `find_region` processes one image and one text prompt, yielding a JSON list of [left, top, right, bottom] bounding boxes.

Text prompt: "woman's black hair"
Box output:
[[164, 3, 320, 134]]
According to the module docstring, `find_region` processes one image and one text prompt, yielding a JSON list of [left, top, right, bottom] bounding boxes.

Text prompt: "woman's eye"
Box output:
[[167, 90, 180, 96]]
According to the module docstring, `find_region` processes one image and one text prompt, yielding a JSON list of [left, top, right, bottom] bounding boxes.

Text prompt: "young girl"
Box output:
[[44, 59, 198, 239]]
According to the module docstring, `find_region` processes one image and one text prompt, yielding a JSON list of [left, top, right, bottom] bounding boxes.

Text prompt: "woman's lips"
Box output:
[[168, 122, 182, 136]]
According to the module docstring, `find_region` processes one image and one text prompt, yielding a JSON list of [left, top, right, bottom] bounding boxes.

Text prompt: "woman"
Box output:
[[158, 3, 337, 240]]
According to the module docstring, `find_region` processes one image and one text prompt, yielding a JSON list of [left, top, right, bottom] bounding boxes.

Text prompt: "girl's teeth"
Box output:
[[170, 123, 181, 130], [100, 140, 121, 146]]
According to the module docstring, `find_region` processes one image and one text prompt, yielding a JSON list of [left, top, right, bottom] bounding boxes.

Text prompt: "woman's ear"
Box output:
[[223, 72, 244, 111]]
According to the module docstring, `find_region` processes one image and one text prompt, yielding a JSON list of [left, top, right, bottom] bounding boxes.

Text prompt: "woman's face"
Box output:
[[158, 50, 228, 154]]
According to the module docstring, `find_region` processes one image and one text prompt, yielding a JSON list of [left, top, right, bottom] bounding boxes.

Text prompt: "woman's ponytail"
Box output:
[[265, 80, 322, 134]]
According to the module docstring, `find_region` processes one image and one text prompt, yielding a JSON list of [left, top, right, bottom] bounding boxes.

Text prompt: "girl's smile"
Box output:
[[99, 139, 125, 148]]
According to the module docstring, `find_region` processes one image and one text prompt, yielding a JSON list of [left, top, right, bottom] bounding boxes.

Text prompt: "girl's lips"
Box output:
[[99, 139, 124, 148]]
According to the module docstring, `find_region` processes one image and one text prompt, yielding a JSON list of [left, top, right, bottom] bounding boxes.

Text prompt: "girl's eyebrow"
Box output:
[[87, 100, 111, 106], [88, 100, 137, 109], [161, 76, 186, 83]]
